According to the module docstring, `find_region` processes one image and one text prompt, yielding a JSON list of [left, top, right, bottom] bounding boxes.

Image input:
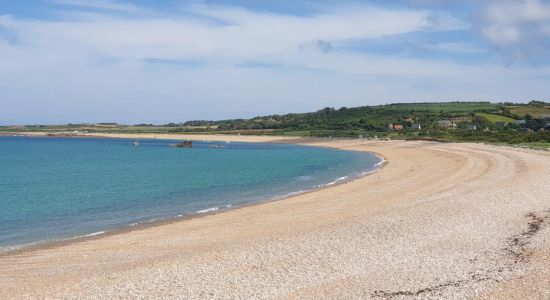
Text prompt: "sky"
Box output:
[[1, 0, 550, 124]]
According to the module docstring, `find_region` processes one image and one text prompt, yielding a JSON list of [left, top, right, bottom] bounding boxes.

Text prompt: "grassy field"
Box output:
[[476, 113, 515, 124], [508, 105, 550, 118], [377, 102, 497, 113]]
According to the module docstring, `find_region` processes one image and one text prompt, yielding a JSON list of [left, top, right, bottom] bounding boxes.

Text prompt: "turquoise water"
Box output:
[[0, 136, 381, 249]]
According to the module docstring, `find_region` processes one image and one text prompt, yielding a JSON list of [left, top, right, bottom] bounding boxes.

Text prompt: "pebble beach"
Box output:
[[1, 137, 549, 299]]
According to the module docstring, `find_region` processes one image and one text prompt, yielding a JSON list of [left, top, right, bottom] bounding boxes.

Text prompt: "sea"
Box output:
[[0, 136, 382, 250]]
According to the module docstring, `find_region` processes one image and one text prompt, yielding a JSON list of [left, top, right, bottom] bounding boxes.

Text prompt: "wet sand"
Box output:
[[1, 138, 549, 299]]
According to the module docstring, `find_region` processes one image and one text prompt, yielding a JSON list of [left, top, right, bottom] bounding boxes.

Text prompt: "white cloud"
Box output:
[[0, 2, 548, 124], [1, 4, 460, 65], [477, 0, 550, 61], [482, 0, 550, 24]]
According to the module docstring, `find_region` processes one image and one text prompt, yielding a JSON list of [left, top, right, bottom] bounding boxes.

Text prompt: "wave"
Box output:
[[316, 155, 385, 188], [76, 231, 105, 238], [0, 231, 106, 254], [271, 190, 307, 200], [196, 205, 231, 214], [197, 207, 219, 213], [0, 242, 39, 254], [373, 156, 386, 167], [325, 176, 349, 186]]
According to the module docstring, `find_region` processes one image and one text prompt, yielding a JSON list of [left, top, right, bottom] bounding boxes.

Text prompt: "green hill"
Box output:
[[507, 104, 550, 118], [476, 113, 515, 124], [185, 102, 499, 135], [2, 101, 549, 147]]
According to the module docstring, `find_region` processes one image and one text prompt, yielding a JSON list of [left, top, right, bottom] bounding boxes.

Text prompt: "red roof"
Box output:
[[393, 124, 404, 130]]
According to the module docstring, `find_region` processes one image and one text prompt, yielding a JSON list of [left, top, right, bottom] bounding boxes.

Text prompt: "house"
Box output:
[[540, 114, 550, 120], [388, 124, 404, 131], [466, 124, 477, 130], [437, 120, 456, 128], [495, 122, 509, 127], [412, 123, 422, 130], [538, 128, 545, 132], [514, 120, 526, 126]]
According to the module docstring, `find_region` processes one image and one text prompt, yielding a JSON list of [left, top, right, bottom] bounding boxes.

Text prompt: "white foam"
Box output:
[[0, 242, 38, 253], [197, 206, 219, 213], [358, 170, 378, 176], [272, 190, 307, 200], [374, 159, 386, 167], [0, 230, 109, 254], [79, 231, 105, 238], [286, 190, 305, 197], [326, 176, 349, 186], [315, 156, 385, 189]]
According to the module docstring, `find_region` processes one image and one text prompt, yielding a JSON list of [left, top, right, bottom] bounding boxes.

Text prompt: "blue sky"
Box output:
[[1, 0, 549, 124]]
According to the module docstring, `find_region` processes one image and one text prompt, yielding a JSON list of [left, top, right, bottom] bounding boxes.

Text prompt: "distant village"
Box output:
[[387, 114, 550, 133]]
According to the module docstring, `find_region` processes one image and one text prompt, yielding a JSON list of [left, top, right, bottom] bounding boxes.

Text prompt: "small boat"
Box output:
[[208, 145, 224, 148], [169, 140, 193, 148], [133, 140, 140, 146]]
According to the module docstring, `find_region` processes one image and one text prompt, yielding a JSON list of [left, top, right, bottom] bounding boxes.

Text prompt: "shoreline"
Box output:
[[1, 131, 304, 144], [0, 133, 386, 256], [1, 137, 549, 298]]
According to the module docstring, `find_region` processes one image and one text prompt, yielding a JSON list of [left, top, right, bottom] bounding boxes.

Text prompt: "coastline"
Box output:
[[0, 141, 386, 256], [1, 136, 549, 298], [0, 133, 386, 256], [2, 131, 303, 144]]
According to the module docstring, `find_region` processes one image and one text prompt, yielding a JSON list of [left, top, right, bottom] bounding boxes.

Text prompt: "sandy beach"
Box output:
[[7, 131, 301, 143], [1, 137, 549, 299]]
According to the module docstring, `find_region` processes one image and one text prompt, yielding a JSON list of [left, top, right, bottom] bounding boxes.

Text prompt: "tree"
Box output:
[[528, 100, 546, 106]]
